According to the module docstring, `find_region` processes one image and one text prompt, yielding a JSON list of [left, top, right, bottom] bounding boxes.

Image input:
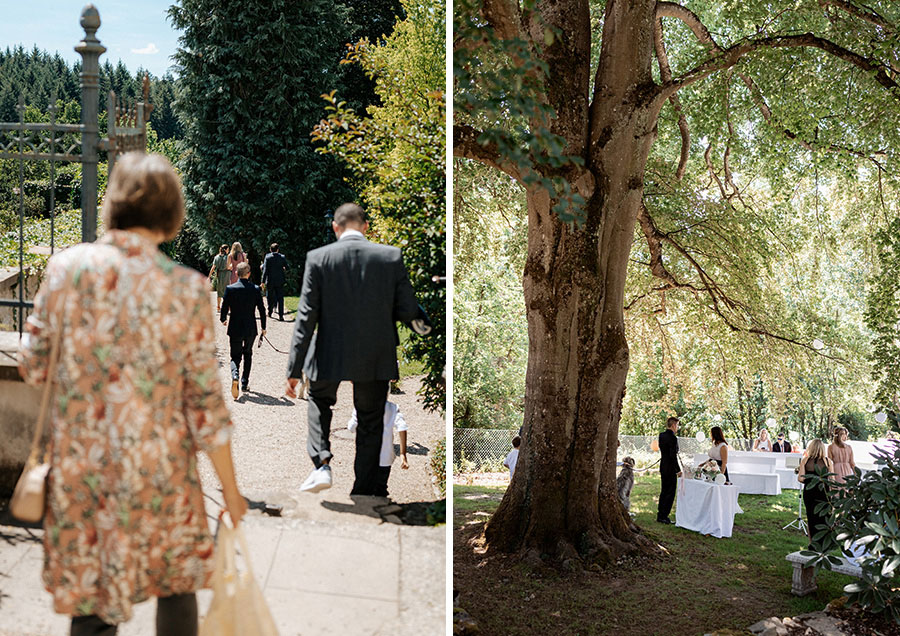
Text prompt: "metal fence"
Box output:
[[453, 428, 753, 472], [0, 6, 150, 332]]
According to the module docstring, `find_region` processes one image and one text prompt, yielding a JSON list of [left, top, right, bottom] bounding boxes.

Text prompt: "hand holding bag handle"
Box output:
[[11, 311, 64, 523]]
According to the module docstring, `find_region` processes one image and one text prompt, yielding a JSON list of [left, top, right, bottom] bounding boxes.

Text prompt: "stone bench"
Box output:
[[786, 550, 862, 596]]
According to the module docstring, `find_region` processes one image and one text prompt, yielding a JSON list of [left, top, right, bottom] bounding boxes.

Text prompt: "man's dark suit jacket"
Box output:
[[287, 234, 420, 382], [220, 278, 266, 338], [262, 252, 288, 286], [659, 429, 682, 476], [773, 440, 792, 453]]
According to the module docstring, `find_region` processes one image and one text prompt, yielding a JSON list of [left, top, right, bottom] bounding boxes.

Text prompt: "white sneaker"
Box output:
[[300, 465, 332, 493]]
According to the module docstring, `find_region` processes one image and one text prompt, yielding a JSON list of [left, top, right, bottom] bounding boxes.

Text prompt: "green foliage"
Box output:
[[430, 437, 446, 497], [0, 208, 87, 271], [865, 218, 900, 415], [169, 0, 357, 287], [312, 0, 446, 410], [805, 443, 900, 623]]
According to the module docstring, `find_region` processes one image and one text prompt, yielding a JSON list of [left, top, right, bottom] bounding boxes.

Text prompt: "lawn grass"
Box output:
[[281, 295, 425, 378], [454, 474, 851, 636]]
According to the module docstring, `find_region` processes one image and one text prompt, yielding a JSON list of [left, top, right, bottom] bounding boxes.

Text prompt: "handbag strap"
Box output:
[[26, 288, 65, 463]]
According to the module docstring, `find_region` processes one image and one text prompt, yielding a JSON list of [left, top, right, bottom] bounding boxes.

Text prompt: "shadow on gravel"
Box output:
[[404, 442, 430, 456], [237, 391, 293, 406]]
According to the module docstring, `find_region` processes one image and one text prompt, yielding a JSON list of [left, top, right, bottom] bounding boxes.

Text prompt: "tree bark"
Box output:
[[483, 0, 661, 563]]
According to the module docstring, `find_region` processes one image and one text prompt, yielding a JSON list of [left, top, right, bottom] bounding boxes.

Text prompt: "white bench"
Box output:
[[720, 454, 783, 495], [786, 551, 863, 596]]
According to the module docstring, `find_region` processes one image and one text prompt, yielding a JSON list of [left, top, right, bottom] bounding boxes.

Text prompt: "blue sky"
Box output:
[[0, 1, 181, 77]]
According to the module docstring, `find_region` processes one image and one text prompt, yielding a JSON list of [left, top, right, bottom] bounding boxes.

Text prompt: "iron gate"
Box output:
[[0, 5, 151, 332]]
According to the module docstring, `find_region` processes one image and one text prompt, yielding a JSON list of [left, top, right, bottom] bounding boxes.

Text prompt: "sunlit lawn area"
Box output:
[[454, 475, 853, 636]]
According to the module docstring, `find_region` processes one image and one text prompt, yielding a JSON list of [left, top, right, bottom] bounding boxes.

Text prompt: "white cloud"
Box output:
[[131, 43, 159, 55]]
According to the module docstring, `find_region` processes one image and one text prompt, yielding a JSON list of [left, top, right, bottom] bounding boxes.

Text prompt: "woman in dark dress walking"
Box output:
[[798, 439, 834, 549]]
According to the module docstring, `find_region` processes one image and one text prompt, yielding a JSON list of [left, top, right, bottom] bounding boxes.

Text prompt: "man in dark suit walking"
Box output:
[[285, 202, 426, 495], [656, 416, 682, 524], [221, 261, 266, 399], [261, 243, 288, 321]]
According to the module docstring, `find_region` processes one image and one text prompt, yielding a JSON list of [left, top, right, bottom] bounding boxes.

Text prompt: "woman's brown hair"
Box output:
[[832, 426, 847, 448], [231, 242, 243, 258], [101, 152, 184, 239], [711, 426, 727, 446]]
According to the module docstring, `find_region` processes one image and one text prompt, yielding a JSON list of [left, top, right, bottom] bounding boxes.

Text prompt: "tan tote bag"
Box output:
[[10, 317, 63, 523], [200, 516, 279, 636]]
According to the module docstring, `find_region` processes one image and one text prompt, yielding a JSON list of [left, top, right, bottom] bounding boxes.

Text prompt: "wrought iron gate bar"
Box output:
[[0, 123, 85, 132]]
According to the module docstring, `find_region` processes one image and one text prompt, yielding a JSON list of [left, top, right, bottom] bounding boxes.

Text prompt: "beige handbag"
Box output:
[[10, 318, 62, 523], [200, 515, 279, 636]]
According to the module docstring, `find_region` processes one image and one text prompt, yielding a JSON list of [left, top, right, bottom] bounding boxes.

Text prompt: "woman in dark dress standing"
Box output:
[[798, 439, 834, 549]]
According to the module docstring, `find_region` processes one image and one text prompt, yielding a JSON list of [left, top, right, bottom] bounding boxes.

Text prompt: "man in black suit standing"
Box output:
[[772, 432, 792, 453], [285, 202, 426, 495], [221, 261, 266, 399], [262, 242, 288, 321], [657, 416, 683, 524]]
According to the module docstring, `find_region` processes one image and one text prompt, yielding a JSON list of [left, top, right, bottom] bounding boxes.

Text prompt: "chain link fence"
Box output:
[[454, 428, 752, 472]]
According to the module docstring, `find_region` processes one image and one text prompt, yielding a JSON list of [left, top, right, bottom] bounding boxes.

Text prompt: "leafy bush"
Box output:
[[430, 437, 446, 496], [805, 441, 900, 622]]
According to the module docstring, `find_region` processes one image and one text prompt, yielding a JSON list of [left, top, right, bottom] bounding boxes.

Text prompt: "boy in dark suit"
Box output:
[[220, 261, 266, 399]]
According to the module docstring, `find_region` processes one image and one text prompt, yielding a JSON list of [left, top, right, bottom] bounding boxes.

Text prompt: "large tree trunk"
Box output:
[[484, 0, 662, 563]]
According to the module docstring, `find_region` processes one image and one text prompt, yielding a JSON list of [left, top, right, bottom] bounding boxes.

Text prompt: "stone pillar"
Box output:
[[75, 4, 105, 243]]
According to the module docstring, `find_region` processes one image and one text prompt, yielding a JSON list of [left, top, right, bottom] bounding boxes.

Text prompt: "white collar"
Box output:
[[338, 229, 365, 241]]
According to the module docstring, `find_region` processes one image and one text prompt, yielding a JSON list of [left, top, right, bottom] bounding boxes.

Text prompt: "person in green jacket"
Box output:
[[209, 244, 230, 310]]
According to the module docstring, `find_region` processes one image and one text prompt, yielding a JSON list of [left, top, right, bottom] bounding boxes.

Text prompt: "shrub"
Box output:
[[805, 441, 900, 622], [430, 437, 446, 497]]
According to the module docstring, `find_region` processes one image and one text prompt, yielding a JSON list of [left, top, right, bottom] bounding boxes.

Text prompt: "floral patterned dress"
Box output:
[[18, 230, 232, 624]]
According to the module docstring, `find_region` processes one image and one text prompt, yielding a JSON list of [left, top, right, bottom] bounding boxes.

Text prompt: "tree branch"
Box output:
[[819, 0, 896, 33], [654, 18, 690, 180], [481, 0, 527, 42], [659, 33, 900, 102], [453, 124, 523, 182]]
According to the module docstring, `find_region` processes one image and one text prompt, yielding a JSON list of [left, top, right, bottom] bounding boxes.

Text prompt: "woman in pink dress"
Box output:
[[827, 426, 856, 484], [19, 153, 247, 635], [227, 242, 246, 284]]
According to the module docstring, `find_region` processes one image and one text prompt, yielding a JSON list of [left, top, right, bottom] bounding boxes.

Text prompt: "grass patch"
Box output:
[[454, 475, 851, 636], [281, 295, 425, 378]]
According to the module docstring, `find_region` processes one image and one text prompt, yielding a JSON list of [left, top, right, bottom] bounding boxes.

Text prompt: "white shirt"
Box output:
[[708, 442, 728, 461], [347, 401, 408, 466], [338, 229, 365, 241], [504, 448, 519, 479], [756, 439, 771, 451]]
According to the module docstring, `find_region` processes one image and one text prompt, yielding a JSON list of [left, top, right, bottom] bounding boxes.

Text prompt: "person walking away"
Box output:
[[708, 426, 731, 482], [504, 435, 521, 480], [209, 244, 230, 311], [656, 416, 682, 524], [798, 439, 834, 549], [226, 242, 246, 285], [18, 152, 247, 636], [261, 242, 288, 321], [772, 431, 792, 453], [285, 202, 428, 495], [827, 426, 856, 484], [346, 399, 408, 497], [220, 261, 266, 399]]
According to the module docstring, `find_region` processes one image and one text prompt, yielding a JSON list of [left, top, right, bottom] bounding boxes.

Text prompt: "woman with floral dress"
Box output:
[[19, 153, 247, 636], [227, 241, 246, 285], [209, 244, 230, 310]]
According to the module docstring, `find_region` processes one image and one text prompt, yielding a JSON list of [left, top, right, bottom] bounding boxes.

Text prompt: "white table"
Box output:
[[675, 476, 743, 538]]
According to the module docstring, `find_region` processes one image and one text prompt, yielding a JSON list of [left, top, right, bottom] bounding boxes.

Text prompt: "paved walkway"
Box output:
[[0, 295, 446, 634]]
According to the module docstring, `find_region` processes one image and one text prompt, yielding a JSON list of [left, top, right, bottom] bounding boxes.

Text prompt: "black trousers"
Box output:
[[229, 334, 254, 383], [376, 465, 392, 497], [657, 470, 677, 520], [266, 283, 284, 318], [70, 593, 197, 636], [307, 379, 389, 495]]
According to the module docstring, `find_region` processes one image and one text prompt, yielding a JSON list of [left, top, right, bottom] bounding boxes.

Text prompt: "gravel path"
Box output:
[[197, 294, 445, 508]]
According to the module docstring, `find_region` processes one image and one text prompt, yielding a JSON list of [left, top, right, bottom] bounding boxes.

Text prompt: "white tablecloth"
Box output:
[[675, 477, 743, 538]]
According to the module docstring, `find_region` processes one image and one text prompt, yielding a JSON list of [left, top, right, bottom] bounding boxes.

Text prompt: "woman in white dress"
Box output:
[[708, 426, 730, 482], [752, 428, 771, 452]]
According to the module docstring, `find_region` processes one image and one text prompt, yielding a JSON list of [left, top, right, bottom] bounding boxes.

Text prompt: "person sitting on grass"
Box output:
[[504, 435, 521, 481], [347, 398, 409, 498]]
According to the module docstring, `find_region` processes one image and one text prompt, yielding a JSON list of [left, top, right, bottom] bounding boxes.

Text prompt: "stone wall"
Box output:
[[0, 332, 41, 495]]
